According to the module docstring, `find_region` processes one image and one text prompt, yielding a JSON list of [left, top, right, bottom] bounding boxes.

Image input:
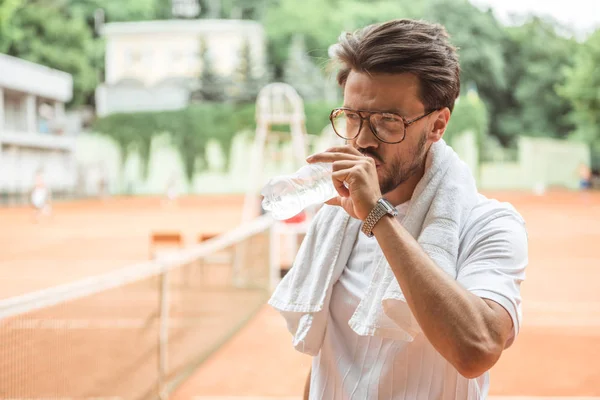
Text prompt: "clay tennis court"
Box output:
[[1, 191, 599, 398], [0, 195, 270, 399]]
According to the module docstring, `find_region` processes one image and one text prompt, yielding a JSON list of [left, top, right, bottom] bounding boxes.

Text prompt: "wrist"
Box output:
[[371, 212, 396, 236], [361, 198, 398, 237], [360, 197, 380, 220]]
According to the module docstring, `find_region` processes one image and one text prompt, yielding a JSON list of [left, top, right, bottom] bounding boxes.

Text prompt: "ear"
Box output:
[[427, 108, 451, 142]]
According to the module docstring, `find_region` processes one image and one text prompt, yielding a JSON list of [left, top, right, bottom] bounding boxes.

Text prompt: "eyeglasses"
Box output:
[[329, 107, 436, 144]]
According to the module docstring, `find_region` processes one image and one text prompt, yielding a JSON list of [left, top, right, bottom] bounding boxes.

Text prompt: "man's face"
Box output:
[[343, 71, 434, 195]]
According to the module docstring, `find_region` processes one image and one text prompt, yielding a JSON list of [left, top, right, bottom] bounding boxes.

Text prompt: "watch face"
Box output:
[[379, 198, 398, 216], [380, 198, 392, 208]]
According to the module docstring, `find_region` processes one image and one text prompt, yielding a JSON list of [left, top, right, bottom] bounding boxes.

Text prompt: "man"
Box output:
[[269, 19, 527, 399]]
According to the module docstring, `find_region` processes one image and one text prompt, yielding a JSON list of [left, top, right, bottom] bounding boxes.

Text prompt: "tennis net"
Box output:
[[0, 214, 275, 400]]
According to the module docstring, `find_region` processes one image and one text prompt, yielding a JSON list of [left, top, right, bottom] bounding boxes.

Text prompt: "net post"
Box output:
[[269, 222, 281, 291], [158, 267, 170, 400]]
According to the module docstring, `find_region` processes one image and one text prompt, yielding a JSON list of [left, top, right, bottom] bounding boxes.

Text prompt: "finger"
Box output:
[[325, 196, 342, 207], [333, 159, 376, 178], [306, 152, 363, 164], [331, 169, 352, 198], [325, 146, 362, 156], [331, 160, 358, 172]]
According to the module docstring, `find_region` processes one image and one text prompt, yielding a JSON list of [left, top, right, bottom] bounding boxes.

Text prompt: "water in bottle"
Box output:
[[261, 162, 338, 220]]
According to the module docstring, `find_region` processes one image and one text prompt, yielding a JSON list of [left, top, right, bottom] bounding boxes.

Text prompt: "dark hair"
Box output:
[[332, 19, 460, 112]]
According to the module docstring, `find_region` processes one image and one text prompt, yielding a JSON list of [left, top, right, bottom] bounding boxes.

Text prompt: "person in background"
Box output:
[[163, 173, 180, 208], [38, 103, 54, 134], [578, 163, 592, 190], [31, 169, 52, 222]]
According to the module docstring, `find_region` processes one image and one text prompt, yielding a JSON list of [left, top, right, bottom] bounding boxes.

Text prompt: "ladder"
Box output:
[[241, 83, 310, 223]]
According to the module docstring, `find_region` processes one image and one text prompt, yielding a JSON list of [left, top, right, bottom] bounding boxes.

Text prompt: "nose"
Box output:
[[353, 118, 379, 150]]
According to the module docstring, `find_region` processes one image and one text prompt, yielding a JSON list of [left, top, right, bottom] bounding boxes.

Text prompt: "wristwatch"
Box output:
[[361, 198, 398, 237]]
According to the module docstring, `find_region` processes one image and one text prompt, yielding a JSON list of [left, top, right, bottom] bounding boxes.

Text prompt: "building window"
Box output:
[[4, 92, 26, 132]]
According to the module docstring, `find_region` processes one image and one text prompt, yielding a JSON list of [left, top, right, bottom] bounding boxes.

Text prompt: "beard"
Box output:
[[358, 131, 428, 195]]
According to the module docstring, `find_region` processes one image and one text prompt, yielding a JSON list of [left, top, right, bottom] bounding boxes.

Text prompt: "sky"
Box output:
[[470, 0, 600, 39]]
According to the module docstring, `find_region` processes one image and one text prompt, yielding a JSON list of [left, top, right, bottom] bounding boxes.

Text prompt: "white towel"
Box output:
[[268, 139, 481, 355]]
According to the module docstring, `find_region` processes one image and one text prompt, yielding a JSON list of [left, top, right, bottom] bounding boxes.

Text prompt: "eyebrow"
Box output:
[[342, 106, 407, 115]]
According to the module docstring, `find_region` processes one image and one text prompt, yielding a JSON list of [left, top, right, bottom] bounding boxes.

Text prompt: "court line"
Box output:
[[192, 397, 301, 400], [489, 397, 600, 400], [192, 397, 600, 400]]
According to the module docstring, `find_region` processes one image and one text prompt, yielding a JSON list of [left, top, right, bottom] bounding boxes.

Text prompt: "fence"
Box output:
[[0, 214, 276, 400], [451, 131, 591, 190]]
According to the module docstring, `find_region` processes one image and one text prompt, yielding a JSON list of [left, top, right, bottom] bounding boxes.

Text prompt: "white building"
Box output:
[[0, 54, 76, 197], [96, 19, 267, 116]]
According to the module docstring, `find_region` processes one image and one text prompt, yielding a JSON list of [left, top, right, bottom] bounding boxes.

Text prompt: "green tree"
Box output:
[[68, 0, 159, 24], [559, 29, 600, 166], [153, 0, 173, 19], [196, 38, 226, 102], [263, 0, 411, 78], [492, 18, 576, 144], [231, 38, 264, 103], [446, 89, 489, 146], [424, 0, 507, 94], [263, 0, 510, 141], [221, 0, 268, 19], [420, 0, 514, 146], [0, 0, 21, 52]]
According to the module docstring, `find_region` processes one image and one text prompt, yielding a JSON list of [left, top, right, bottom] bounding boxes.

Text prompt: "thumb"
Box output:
[[325, 196, 342, 207]]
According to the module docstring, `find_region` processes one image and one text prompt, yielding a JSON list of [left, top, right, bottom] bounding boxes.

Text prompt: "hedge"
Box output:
[[93, 101, 338, 180]]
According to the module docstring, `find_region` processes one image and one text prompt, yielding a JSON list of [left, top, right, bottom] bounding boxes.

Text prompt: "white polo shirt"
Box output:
[[309, 196, 527, 400]]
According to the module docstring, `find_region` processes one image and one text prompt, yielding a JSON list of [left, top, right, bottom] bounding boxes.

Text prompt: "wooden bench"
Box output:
[[149, 232, 184, 259]]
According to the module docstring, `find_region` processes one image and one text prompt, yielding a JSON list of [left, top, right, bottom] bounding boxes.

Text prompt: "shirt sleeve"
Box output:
[[456, 211, 528, 346]]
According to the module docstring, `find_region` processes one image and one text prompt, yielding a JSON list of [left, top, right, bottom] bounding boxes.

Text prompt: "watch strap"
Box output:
[[361, 198, 397, 237]]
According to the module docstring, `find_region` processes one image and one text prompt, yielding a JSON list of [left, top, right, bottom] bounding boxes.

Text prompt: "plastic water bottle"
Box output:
[[261, 163, 337, 220]]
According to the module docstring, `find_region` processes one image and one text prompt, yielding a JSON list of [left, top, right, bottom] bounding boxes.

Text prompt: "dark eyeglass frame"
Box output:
[[329, 107, 437, 144]]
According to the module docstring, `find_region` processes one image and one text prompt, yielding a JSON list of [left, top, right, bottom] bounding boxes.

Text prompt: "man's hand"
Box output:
[[306, 146, 382, 220]]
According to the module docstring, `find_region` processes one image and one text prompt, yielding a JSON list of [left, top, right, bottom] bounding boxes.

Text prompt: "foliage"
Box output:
[[219, 0, 268, 20], [303, 101, 339, 135], [261, 0, 588, 148], [153, 0, 173, 19], [558, 29, 600, 167], [263, 0, 412, 78], [195, 38, 227, 102], [446, 90, 489, 147], [262, 0, 509, 140], [4, 0, 597, 168], [493, 17, 576, 144], [230, 38, 265, 103], [0, 0, 21, 52], [1, 0, 168, 105], [92, 101, 337, 180], [68, 0, 159, 24], [423, 0, 508, 95], [419, 0, 507, 143], [94, 104, 237, 180]]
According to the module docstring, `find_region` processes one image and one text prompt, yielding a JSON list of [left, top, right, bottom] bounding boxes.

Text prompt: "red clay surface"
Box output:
[[0, 195, 245, 299], [172, 191, 600, 398], [0, 195, 259, 399]]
